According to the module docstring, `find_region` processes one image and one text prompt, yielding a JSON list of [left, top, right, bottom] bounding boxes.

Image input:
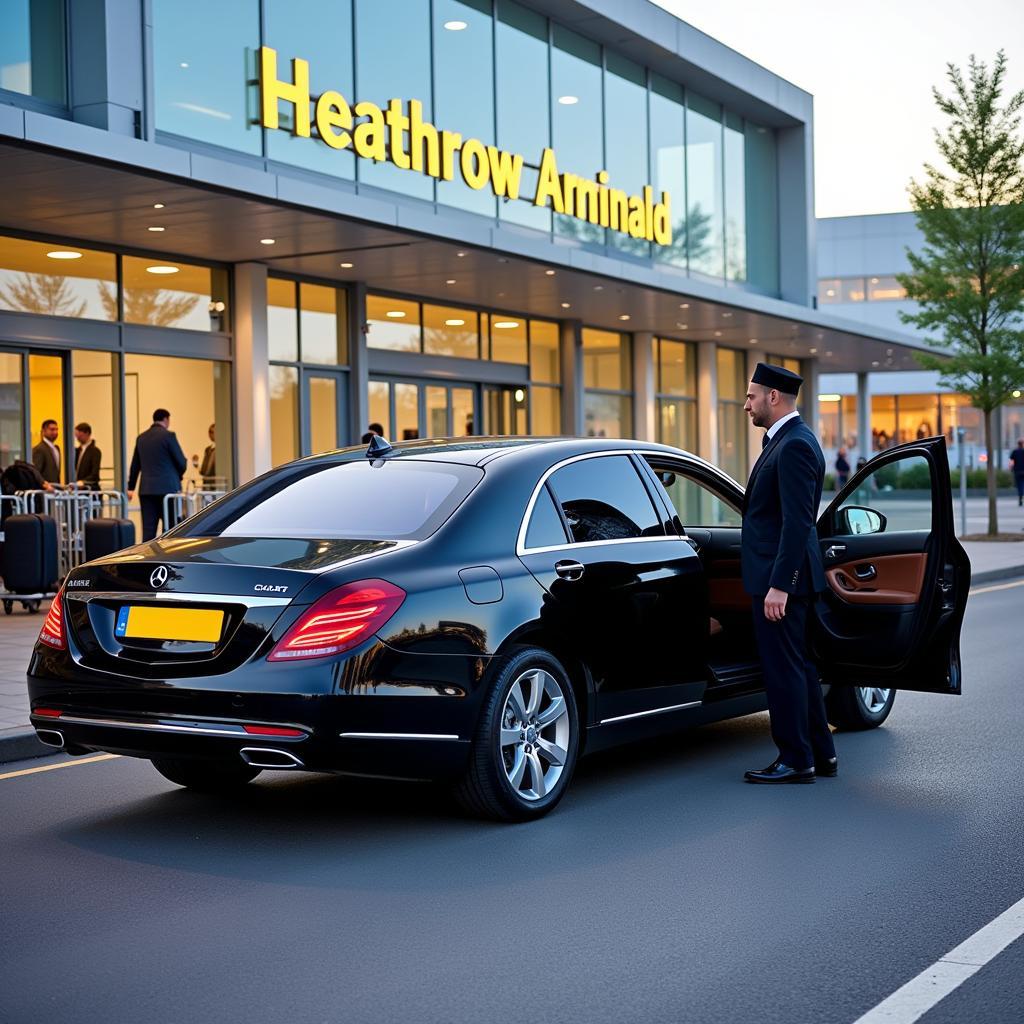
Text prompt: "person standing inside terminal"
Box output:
[[127, 408, 188, 541], [73, 422, 101, 490], [31, 419, 61, 485], [197, 423, 217, 489], [1010, 439, 1024, 507], [740, 363, 836, 785]]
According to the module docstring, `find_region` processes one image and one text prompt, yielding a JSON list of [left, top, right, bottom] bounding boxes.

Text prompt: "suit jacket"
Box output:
[[75, 441, 102, 488], [128, 424, 187, 496], [31, 441, 61, 484], [741, 415, 827, 597], [199, 444, 216, 481]]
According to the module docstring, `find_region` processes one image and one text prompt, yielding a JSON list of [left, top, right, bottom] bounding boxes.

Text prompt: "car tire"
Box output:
[[151, 756, 262, 792], [455, 646, 579, 823], [825, 685, 896, 730]]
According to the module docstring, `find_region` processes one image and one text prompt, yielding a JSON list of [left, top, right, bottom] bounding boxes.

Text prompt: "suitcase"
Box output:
[[1, 513, 59, 593], [85, 517, 136, 561]]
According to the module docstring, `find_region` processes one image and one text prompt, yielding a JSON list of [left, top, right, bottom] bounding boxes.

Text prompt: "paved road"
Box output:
[[2, 584, 1023, 1024]]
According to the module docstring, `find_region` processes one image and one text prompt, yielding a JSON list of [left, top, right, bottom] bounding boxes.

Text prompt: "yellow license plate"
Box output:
[[116, 606, 224, 643]]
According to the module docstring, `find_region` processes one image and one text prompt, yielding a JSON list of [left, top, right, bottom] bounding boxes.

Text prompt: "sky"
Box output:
[[653, 0, 1024, 219]]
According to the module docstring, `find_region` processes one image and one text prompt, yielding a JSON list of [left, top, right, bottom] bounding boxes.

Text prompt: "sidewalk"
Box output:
[[3, 499, 1023, 763]]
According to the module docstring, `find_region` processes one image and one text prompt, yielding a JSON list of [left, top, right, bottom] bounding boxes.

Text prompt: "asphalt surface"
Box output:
[[2, 584, 1023, 1024]]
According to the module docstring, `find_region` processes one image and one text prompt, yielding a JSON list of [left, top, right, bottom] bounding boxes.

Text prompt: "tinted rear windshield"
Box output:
[[176, 459, 482, 541]]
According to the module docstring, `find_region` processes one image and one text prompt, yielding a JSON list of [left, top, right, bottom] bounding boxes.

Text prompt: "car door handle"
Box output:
[[853, 563, 877, 581], [825, 544, 847, 560], [554, 560, 585, 581]]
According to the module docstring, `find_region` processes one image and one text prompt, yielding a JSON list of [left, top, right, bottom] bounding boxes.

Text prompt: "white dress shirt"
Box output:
[[765, 410, 800, 443]]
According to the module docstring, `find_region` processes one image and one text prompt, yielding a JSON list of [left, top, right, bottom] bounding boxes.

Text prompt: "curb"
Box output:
[[0, 727, 50, 765], [970, 564, 1024, 586]]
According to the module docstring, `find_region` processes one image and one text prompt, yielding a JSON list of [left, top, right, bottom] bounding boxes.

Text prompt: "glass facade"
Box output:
[[123, 257, 229, 333], [818, 277, 909, 305], [656, 337, 697, 452], [583, 329, 631, 438], [0, 0, 66, 105], [716, 347, 747, 482]]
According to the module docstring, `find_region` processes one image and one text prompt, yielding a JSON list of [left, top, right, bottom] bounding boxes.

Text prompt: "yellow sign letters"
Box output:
[[258, 47, 672, 246]]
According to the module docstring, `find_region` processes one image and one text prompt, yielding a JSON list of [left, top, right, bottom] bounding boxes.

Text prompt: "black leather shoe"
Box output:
[[816, 756, 838, 777], [743, 761, 815, 784]]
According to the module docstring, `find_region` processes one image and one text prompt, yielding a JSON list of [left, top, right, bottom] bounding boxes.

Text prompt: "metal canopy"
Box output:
[[0, 141, 927, 375]]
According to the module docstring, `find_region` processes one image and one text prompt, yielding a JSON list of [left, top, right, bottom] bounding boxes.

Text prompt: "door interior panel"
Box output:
[[825, 552, 928, 605]]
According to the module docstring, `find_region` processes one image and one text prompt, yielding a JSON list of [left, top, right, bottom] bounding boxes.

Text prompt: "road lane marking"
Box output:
[[969, 578, 1024, 596], [852, 893, 1024, 1023], [0, 753, 120, 781]]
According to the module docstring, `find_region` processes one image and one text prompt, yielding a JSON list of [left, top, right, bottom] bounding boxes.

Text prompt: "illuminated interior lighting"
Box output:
[[446, 278, 456, 284], [385, 311, 406, 318], [514, 389, 526, 402], [809, 347, 818, 354], [593, 285, 603, 291], [679, 303, 689, 309], [443, 19, 467, 30], [445, 319, 465, 327], [457, 251, 466, 257], [748, 338, 758, 344], [714, 331, 722, 337], [722, 311, 733, 318], [493, 321, 519, 329], [153, 203, 165, 209], [260, 238, 276, 245], [46, 250, 82, 260], [340, 262, 354, 268], [558, 96, 579, 105], [545, 269, 555, 276], [560, 302, 571, 309], [618, 314, 630, 321], [147, 226, 165, 232], [146, 265, 180, 275], [676, 323, 688, 330], [818, 394, 842, 403]]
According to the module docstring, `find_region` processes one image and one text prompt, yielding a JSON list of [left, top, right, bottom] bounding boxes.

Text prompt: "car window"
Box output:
[[836, 454, 933, 534], [646, 460, 742, 528], [525, 485, 569, 549], [178, 459, 483, 541], [547, 455, 662, 544]]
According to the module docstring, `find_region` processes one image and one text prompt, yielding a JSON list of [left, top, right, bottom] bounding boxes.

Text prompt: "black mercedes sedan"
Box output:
[[28, 434, 969, 821]]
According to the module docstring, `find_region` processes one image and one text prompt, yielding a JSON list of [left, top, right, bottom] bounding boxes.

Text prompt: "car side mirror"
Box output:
[[837, 505, 886, 536]]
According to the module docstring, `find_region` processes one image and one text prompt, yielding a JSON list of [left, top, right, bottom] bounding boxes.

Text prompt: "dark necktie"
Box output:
[[762, 432, 770, 450]]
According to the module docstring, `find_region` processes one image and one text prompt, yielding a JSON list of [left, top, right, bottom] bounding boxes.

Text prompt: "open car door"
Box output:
[[813, 436, 970, 694]]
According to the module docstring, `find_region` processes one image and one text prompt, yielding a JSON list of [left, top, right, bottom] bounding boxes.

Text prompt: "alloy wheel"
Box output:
[[499, 668, 571, 802], [859, 686, 892, 714]]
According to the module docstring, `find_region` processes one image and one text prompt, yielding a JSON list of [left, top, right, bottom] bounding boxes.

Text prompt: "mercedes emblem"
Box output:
[[149, 565, 169, 589]]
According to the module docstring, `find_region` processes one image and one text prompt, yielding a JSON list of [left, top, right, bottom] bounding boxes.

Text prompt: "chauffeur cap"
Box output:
[[751, 362, 803, 395]]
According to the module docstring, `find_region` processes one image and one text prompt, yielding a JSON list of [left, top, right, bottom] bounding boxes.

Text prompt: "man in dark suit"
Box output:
[[73, 422, 102, 490], [31, 419, 61, 485], [127, 408, 188, 541], [196, 423, 217, 489], [740, 363, 836, 785]]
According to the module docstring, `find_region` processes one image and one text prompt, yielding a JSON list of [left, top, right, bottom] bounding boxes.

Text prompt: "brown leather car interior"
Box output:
[[825, 552, 927, 605]]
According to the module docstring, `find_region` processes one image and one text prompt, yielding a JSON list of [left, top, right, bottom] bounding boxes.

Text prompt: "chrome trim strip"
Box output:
[[517, 448, 684, 556], [38, 714, 309, 740], [339, 732, 461, 741], [63, 591, 292, 608], [599, 700, 702, 725]]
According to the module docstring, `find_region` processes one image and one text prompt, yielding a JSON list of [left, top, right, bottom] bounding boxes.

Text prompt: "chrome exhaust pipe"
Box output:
[[239, 747, 304, 769], [36, 729, 65, 749]]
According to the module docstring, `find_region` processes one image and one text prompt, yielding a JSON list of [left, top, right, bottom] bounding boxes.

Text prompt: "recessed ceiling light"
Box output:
[[826, 350, 833, 357], [497, 257, 508, 264], [457, 251, 466, 258], [561, 302, 571, 309], [545, 269, 555, 276], [340, 261, 354, 269], [679, 303, 689, 309], [714, 331, 722, 337], [558, 95, 579, 105], [260, 238, 275, 245], [593, 285, 603, 291], [386, 310, 406, 318], [749, 338, 758, 344], [46, 250, 82, 260], [722, 311, 733, 318], [147, 226, 165, 232], [871, 360, 880, 366], [153, 203, 165, 209], [445, 318, 465, 326], [618, 314, 630, 321], [446, 278, 456, 284], [146, 265, 180, 275], [676, 323, 688, 330], [443, 19, 467, 30], [809, 347, 818, 354], [494, 320, 520, 329]]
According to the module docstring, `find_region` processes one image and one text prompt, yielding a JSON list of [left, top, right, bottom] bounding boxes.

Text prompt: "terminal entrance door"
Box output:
[[369, 377, 530, 441]]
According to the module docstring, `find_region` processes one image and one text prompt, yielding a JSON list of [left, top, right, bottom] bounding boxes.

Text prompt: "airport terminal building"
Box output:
[[0, 0, 930, 492]]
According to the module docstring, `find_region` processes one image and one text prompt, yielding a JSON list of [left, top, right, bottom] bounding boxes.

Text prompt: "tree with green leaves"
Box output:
[[898, 51, 1024, 536]]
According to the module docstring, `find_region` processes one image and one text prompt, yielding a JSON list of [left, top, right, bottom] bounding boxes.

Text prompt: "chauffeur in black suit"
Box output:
[[740, 363, 836, 784], [127, 408, 188, 542]]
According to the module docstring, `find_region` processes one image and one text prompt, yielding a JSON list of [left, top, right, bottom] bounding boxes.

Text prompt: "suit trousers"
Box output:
[[140, 494, 167, 542], [751, 593, 835, 769]]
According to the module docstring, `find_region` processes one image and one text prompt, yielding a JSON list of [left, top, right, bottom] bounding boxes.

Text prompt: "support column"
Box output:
[[801, 357, 820, 436], [232, 263, 271, 484], [857, 371, 871, 464], [632, 332, 655, 442], [560, 320, 583, 436], [745, 347, 761, 472], [348, 282, 369, 445], [696, 341, 719, 464]]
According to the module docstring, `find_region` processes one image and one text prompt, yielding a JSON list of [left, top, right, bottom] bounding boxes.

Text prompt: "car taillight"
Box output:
[[38, 589, 66, 650], [267, 579, 406, 662]]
